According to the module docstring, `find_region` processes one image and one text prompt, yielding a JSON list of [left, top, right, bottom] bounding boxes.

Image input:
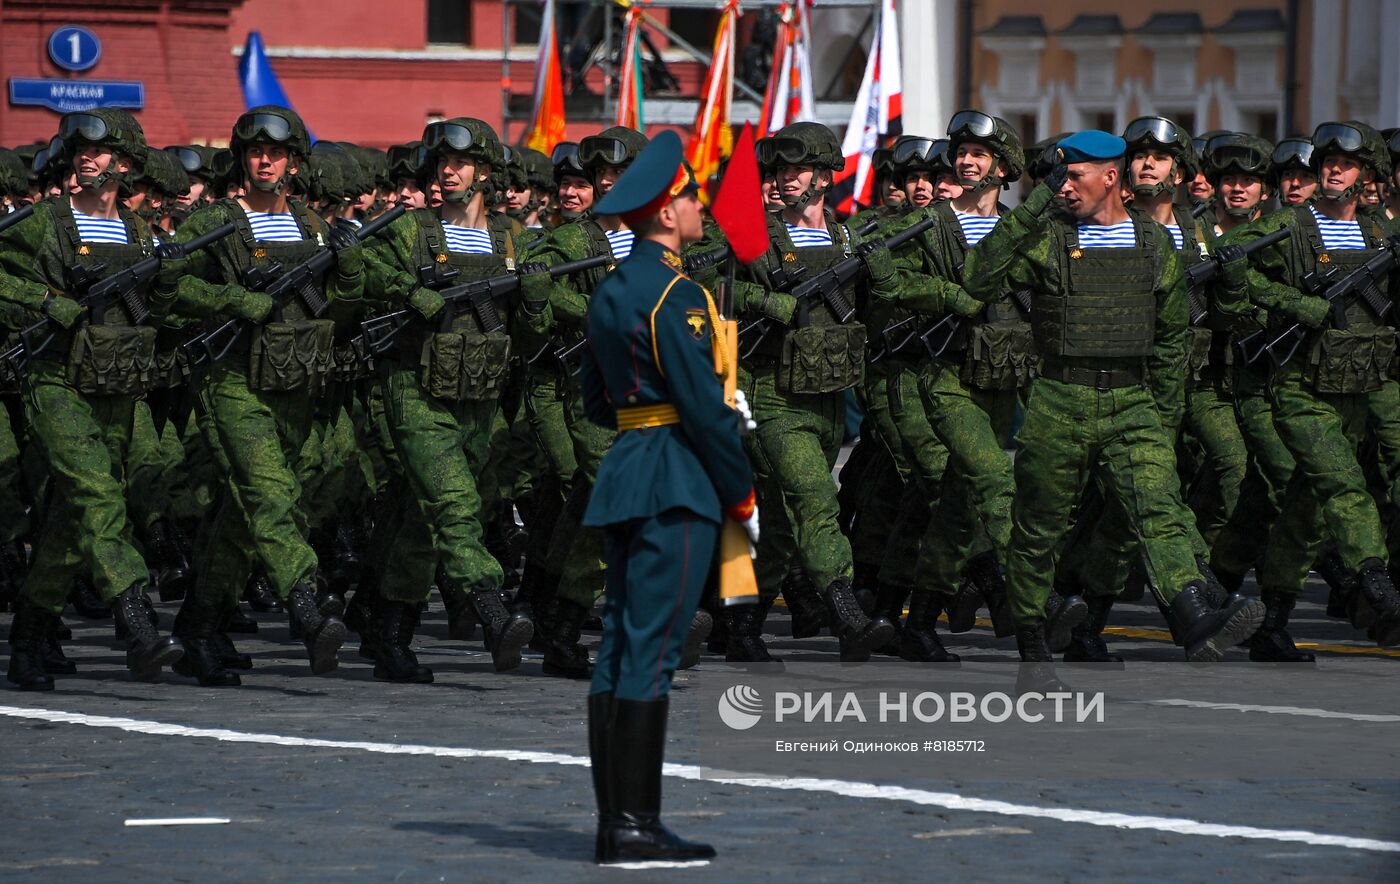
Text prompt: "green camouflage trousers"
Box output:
[[1182, 382, 1248, 548], [1258, 367, 1385, 594], [378, 365, 501, 602], [0, 394, 31, 543], [883, 361, 951, 591], [21, 365, 148, 612], [1008, 378, 1201, 628], [844, 362, 909, 576]]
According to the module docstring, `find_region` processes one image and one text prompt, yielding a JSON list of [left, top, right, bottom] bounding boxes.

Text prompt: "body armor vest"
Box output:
[[1172, 206, 1230, 388], [1037, 215, 1160, 360], [50, 198, 159, 395]]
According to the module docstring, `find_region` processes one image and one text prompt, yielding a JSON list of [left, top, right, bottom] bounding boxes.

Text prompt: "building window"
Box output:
[[427, 0, 469, 46]]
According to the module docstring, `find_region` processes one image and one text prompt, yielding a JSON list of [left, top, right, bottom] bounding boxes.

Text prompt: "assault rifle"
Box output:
[[360, 252, 613, 357], [0, 204, 36, 236], [2, 221, 237, 373], [682, 219, 880, 277], [1258, 233, 1400, 367], [1184, 226, 1292, 326], [201, 205, 406, 364], [874, 286, 1033, 363]]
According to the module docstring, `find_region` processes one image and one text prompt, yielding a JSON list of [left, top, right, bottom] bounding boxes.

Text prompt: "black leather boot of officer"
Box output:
[[372, 599, 433, 683], [724, 602, 781, 666], [285, 581, 346, 674], [781, 566, 827, 638], [542, 598, 593, 679], [1170, 581, 1264, 662], [0, 539, 27, 611], [898, 591, 960, 663], [1352, 558, 1400, 647], [172, 597, 240, 687], [243, 568, 283, 613], [679, 609, 712, 670], [871, 583, 908, 655], [1315, 550, 1353, 619], [438, 567, 478, 641], [1043, 591, 1089, 653], [945, 579, 983, 634], [468, 579, 533, 672], [213, 610, 253, 670], [147, 519, 192, 603], [966, 552, 1014, 637], [69, 574, 110, 619], [7, 598, 55, 691], [588, 691, 614, 863], [598, 697, 716, 868], [824, 576, 894, 661], [1063, 595, 1123, 664], [44, 615, 77, 675], [224, 604, 258, 634], [1247, 590, 1316, 663], [1015, 624, 1068, 695], [112, 584, 184, 680]]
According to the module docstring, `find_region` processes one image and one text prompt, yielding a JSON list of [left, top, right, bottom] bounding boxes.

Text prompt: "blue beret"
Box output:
[[594, 129, 695, 218], [1057, 130, 1127, 163]]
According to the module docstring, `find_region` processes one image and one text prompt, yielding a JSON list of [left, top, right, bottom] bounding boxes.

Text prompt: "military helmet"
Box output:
[[1311, 120, 1389, 199], [551, 141, 586, 181], [1122, 116, 1193, 159], [579, 126, 650, 175], [58, 109, 148, 191], [872, 148, 894, 177], [1204, 134, 1274, 184], [302, 149, 346, 204], [0, 148, 28, 198], [946, 109, 1024, 188], [1270, 137, 1315, 184], [760, 122, 844, 172], [328, 142, 374, 197], [422, 117, 500, 166], [387, 141, 429, 185], [136, 147, 190, 199], [1382, 128, 1400, 177], [349, 144, 390, 192], [890, 135, 952, 177], [209, 148, 237, 195], [165, 144, 218, 182], [231, 106, 311, 157], [519, 147, 553, 192]]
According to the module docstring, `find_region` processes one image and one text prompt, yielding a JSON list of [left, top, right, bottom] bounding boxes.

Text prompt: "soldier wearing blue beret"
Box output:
[[581, 129, 757, 867]]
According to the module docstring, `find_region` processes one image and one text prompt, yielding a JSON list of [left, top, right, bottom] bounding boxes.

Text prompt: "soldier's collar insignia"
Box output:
[[661, 251, 682, 270], [686, 309, 706, 339]]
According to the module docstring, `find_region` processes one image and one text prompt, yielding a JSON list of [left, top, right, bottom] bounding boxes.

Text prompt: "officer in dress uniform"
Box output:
[[580, 131, 757, 867]]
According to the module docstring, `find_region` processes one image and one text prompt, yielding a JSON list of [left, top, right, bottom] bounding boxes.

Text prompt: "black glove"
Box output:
[[155, 240, 186, 261], [154, 240, 187, 291], [519, 261, 549, 277], [1215, 243, 1249, 291], [327, 223, 363, 277], [327, 223, 359, 252], [1044, 162, 1070, 195]]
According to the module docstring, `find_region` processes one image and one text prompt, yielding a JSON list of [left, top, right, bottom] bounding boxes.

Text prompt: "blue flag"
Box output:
[[237, 31, 314, 141]]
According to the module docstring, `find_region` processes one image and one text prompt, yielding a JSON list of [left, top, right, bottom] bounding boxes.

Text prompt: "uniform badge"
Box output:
[[77, 245, 91, 256], [686, 309, 707, 340], [253, 247, 267, 259], [783, 252, 796, 263], [1069, 248, 1083, 260], [1319, 253, 1331, 264], [436, 253, 449, 264], [661, 251, 682, 270]]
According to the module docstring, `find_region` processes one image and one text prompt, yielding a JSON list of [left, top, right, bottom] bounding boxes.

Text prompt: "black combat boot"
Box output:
[[7, 598, 55, 690], [724, 602, 780, 666], [705, 599, 729, 655], [542, 598, 594, 679], [851, 562, 878, 617], [1197, 555, 1240, 608], [371, 599, 433, 683], [1043, 592, 1089, 653], [781, 566, 828, 638], [146, 519, 192, 602], [679, 609, 712, 670], [112, 584, 184, 680], [243, 569, 282, 613], [213, 610, 253, 670], [468, 579, 533, 672], [944, 580, 983, 634], [285, 581, 346, 674], [44, 616, 77, 675], [898, 591, 960, 663], [965, 552, 1014, 637], [69, 574, 110, 619], [438, 567, 478, 641], [871, 583, 909, 655], [1352, 558, 1400, 647], [0, 539, 27, 611], [1063, 595, 1123, 664], [1170, 581, 1264, 662], [1315, 550, 1353, 619], [1247, 590, 1316, 663], [588, 691, 614, 863], [597, 697, 716, 868], [1015, 624, 1068, 695], [224, 604, 259, 634], [343, 586, 373, 636], [824, 576, 894, 662], [172, 597, 241, 687]]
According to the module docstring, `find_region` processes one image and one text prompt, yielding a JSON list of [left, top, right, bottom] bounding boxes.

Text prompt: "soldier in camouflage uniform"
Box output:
[[0, 109, 186, 688], [965, 130, 1264, 685], [167, 106, 364, 684], [0, 148, 37, 607], [357, 118, 540, 680], [1236, 121, 1400, 649]]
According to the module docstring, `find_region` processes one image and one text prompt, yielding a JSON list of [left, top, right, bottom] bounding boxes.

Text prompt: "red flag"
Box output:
[[685, 0, 739, 203], [526, 0, 567, 153], [711, 123, 769, 265]]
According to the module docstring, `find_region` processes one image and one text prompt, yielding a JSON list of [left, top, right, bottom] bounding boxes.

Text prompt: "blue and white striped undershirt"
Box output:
[[1163, 224, 1185, 250], [246, 211, 303, 243], [954, 211, 999, 247], [1076, 220, 1137, 249], [72, 209, 128, 244], [605, 228, 635, 260], [442, 224, 494, 254], [786, 223, 835, 248], [1310, 206, 1367, 250]]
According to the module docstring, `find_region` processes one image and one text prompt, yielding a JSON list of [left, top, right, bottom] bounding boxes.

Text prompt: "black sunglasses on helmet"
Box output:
[[755, 136, 808, 169], [422, 121, 477, 154], [59, 113, 109, 144], [234, 112, 294, 145], [1123, 117, 1183, 148], [1311, 123, 1365, 154], [1271, 139, 1314, 169], [578, 135, 630, 168], [892, 137, 940, 167]]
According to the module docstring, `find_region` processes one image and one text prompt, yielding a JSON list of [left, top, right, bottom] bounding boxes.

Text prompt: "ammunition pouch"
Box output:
[[247, 320, 336, 394], [65, 324, 158, 396], [777, 323, 866, 394], [1304, 327, 1394, 395], [419, 330, 512, 402], [960, 321, 1035, 390]]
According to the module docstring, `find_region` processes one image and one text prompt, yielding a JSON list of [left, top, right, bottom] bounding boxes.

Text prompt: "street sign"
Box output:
[[47, 26, 102, 73], [8, 78, 144, 113]]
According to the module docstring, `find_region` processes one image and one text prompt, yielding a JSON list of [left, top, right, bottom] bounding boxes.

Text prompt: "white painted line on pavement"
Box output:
[[124, 818, 231, 827], [2, 704, 1397, 855], [1141, 699, 1400, 722]]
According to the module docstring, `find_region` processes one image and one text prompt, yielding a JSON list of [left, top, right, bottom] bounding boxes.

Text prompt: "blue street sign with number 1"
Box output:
[[8, 78, 143, 113], [48, 26, 102, 73]]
